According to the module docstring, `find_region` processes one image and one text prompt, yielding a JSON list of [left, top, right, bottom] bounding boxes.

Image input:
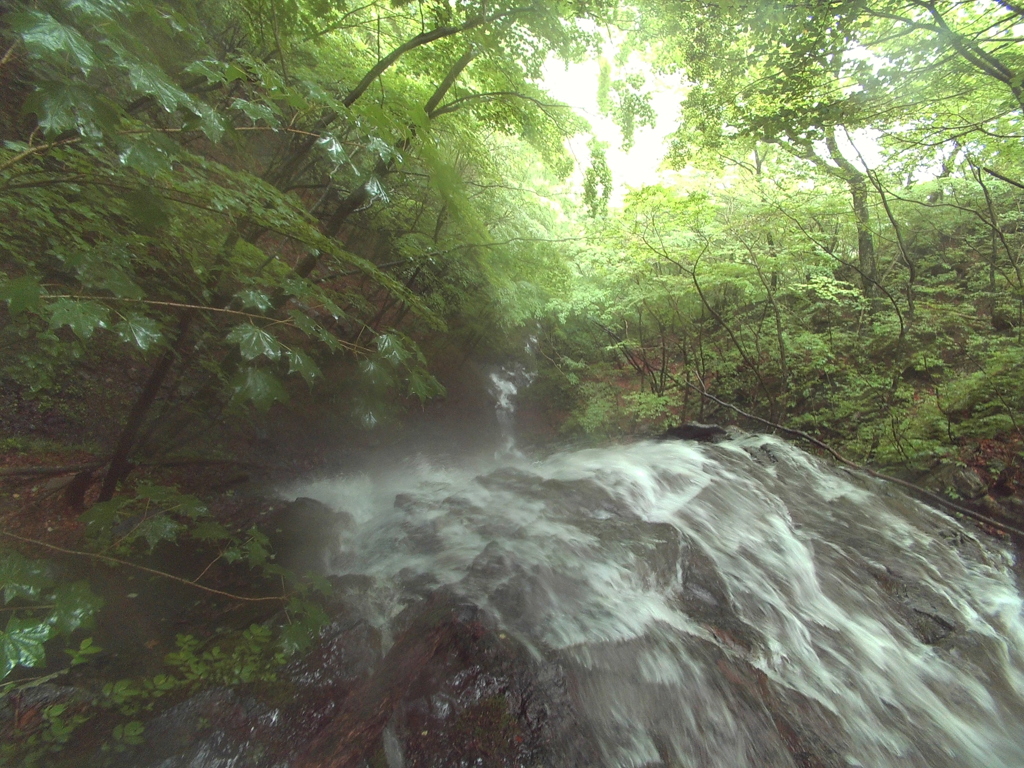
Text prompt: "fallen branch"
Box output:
[[0, 462, 104, 478], [0, 457, 280, 478], [672, 375, 1024, 539], [1, 531, 286, 603]]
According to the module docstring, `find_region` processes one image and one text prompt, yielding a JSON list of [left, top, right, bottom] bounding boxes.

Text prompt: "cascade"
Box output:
[[282, 435, 1024, 768], [487, 345, 537, 456]]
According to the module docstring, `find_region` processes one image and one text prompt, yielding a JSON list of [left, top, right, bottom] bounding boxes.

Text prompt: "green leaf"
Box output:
[[408, 369, 444, 401], [50, 582, 103, 634], [24, 81, 93, 137], [128, 62, 192, 112], [119, 142, 173, 176], [241, 528, 272, 566], [277, 618, 317, 656], [125, 188, 169, 232], [47, 298, 109, 339], [232, 98, 277, 125], [359, 358, 393, 388], [79, 499, 124, 539], [185, 59, 226, 85], [12, 11, 96, 73], [133, 515, 185, 551], [194, 102, 226, 142], [318, 135, 350, 165], [1, 617, 53, 679], [375, 333, 409, 364], [232, 368, 288, 410], [227, 323, 282, 361], [0, 276, 44, 315], [79, 257, 144, 299], [113, 720, 145, 745], [236, 290, 272, 312], [66, 637, 102, 666], [224, 64, 247, 82], [0, 551, 54, 604], [114, 314, 162, 350], [191, 520, 230, 542], [135, 484, 206, 517], [408, 105, 430, 131], [66, 0, 125, 20], [287, 350, 320, 385]]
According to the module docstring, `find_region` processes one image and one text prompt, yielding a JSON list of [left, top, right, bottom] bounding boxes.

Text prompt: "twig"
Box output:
[[192, 552, 224, 584], [671, 375, 1024, 539], [0, 138, 82, 174], [0, 40, 19, 70], [1, 531, 286, 603], [44, 295, 293, 325]]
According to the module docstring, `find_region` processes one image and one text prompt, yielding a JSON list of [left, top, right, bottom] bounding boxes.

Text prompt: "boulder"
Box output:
[[921, 464, 989, 500], [661, 422, 730, 443]]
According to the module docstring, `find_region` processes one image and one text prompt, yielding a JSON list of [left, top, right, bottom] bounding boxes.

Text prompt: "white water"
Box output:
[[287, 436, 1024, 767], [488, 361, 536, 456]]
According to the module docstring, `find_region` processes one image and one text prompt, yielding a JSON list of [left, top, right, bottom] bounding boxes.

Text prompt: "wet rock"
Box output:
[[0, 684, 80, 742], [388, 609, 599, 768], [675, 538, 763, 652], [872, 567, 959, 646], [540, 477, 636, 519], [922, 464, 989, 500], [286, 618, 382, 690], [952, 468, 989, 500], [661, 422, 730, 443], [126, 688, 277, 768], [978, 494, 1011, 520], [399, 518, 446, 556], [476, 469, 635, 520], [474, 467, 543, 495], [905, 601, 958, 645], [467, 541, 516, 581], [1004, 495, 1024, 521], [295, 592, 599, 768], [630, 522, 685, 592]]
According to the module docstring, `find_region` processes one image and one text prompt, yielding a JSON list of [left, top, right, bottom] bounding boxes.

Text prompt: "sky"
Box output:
[[541, 57, 682, 205], [541, 51, 891, 209]]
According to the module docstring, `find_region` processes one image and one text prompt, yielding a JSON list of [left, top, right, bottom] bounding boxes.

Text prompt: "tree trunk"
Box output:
[[849, 177, 878, 298], [97, 312, 195, 502]]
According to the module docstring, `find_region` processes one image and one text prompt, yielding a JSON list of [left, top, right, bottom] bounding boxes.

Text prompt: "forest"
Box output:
[[1, 0, 1023, 763]]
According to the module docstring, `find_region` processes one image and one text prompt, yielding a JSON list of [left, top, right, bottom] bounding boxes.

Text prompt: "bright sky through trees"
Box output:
[[542, 56, 680, 204]]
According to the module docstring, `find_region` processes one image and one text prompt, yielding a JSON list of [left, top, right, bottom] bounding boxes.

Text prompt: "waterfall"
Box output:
[[288, 435, 1024, 768], [488, 360, 535, 456]]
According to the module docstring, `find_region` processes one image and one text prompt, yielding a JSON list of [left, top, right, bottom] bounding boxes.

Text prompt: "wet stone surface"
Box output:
[[871, 566, 960, 646], [385, 605, 599, 768]]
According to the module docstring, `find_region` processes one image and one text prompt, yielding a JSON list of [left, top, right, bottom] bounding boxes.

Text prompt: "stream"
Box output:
[[136, 370, 1024, 767], [282, 434, 1024, 767]]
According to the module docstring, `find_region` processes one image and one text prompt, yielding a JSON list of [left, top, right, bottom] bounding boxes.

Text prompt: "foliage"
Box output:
[[521, 0, 1021, 486], [0, 551, 102, 687], [1, 480, 332, 763], [0, 0, 615, 498], [4, 0, 1024, 759]]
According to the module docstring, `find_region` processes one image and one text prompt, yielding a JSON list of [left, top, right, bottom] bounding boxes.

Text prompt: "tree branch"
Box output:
[[1, 531, 287, 603], [983, 166, 1024, 191], [428, 91, 570, 119]]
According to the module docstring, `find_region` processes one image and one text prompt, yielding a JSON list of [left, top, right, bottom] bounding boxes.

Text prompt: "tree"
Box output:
[[0, 0, 612, 499]]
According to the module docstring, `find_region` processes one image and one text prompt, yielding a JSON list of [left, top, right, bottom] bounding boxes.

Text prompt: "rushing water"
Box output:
[[488, 362, 536, 457], [289, 436, 1024, 768]]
